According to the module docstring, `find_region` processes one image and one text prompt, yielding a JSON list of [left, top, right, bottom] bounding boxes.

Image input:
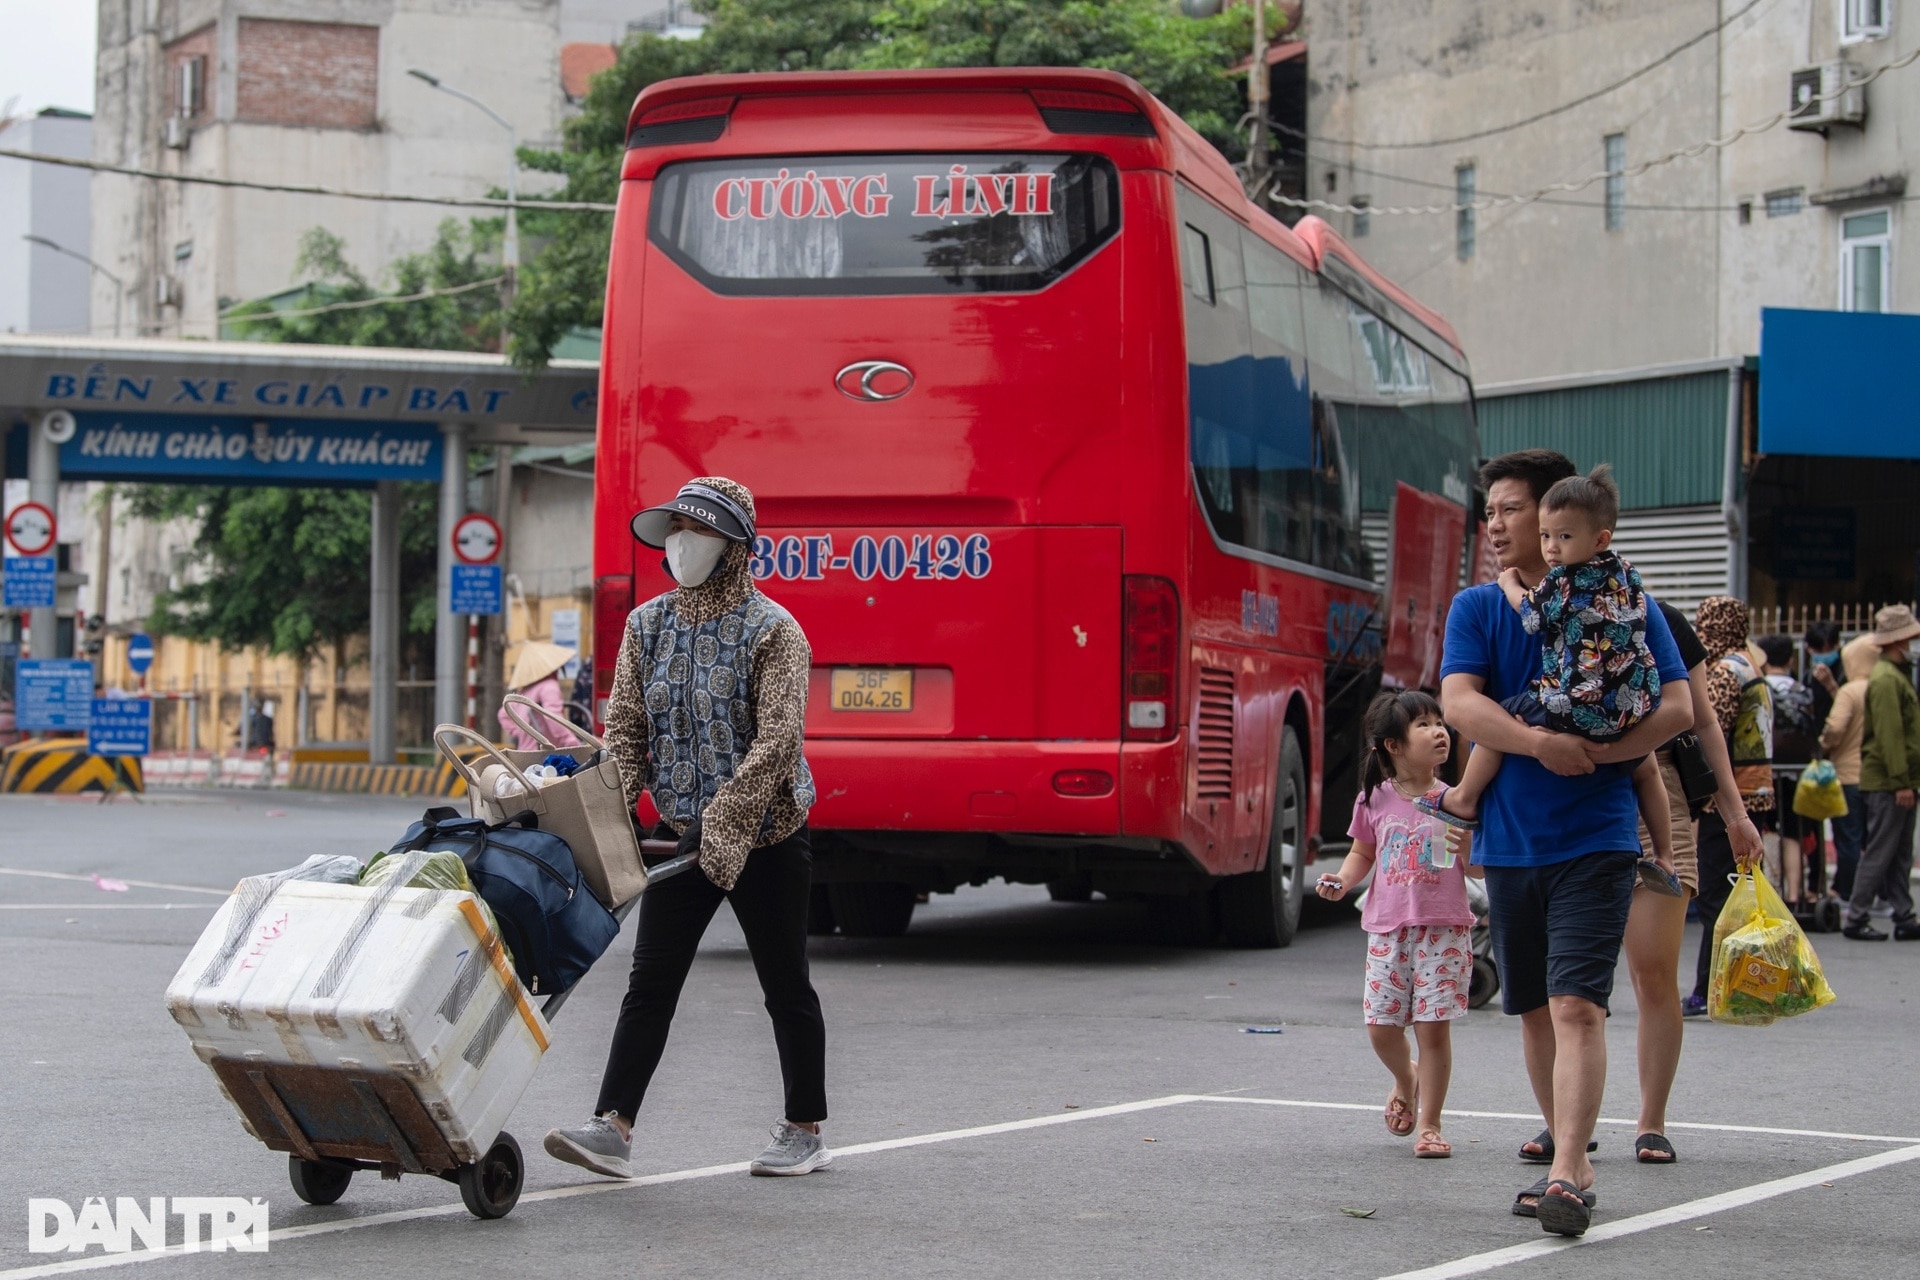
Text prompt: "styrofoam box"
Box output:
[[165, 879, 550, 1165]]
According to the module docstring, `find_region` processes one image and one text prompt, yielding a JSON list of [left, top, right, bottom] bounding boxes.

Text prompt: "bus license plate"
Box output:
[[831, 668, 913, 712]]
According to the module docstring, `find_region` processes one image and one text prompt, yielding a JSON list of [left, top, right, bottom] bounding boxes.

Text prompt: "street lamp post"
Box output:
[[23, 234, 127, 337], [408, 68, 519, 348]]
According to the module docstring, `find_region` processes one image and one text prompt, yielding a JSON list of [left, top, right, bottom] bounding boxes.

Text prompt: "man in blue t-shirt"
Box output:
[[1438, 450, 1693, 1238]]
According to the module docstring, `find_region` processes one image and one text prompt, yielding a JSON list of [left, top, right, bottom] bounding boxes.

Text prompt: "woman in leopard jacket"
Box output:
[[545, 476, 829, 1181]]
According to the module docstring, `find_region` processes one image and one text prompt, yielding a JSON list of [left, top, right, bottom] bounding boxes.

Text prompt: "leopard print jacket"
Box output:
[[602, 502, 814, 891]]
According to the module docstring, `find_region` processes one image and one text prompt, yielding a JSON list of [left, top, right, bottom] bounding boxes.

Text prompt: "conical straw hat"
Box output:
[[508, 641, 575, 690]]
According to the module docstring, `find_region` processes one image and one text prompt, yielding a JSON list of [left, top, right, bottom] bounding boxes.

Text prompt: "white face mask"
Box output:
[[664, 529, 727, 587]]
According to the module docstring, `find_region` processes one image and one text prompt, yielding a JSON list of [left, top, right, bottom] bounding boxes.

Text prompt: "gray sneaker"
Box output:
[[749, 1120, 831, 1176], [543, 1112, 633, 1179]]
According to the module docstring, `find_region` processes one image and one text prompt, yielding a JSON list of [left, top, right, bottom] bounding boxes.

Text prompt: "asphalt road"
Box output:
[[2, 790, 1916, 1279]]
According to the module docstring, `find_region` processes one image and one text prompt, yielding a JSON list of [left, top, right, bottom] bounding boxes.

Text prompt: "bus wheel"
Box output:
[[828, 883, 916, 937], [1220, 729, 1306, 949]]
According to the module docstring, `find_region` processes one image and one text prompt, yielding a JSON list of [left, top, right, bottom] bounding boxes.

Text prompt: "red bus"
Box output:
[[594, 68, 1480, 946]]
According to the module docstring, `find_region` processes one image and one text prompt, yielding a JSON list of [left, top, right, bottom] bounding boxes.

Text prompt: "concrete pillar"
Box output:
[[26, 414, 60, 656], [369, 480, 401, 764], [435, 423, 471, 730]]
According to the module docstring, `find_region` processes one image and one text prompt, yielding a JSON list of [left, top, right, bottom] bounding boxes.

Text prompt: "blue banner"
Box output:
[[59, 413, 442, 483], [3, 556, 57, 609], [88, 699, 152, 756], [16, 659, 94, 731], [450, 564, 503, 616]]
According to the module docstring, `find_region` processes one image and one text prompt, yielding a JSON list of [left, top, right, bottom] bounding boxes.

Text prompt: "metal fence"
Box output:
[[1748, 601, 1914, 641]]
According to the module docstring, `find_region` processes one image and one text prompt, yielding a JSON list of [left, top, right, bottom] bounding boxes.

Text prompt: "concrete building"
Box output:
[[0, 109, 98, 337], [89, 0, 686, 342], [1303, 0, 1920, 618]]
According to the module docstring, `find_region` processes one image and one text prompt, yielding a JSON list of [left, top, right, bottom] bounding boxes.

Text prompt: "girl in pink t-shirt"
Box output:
[[1316, 690, 1477, 1159]]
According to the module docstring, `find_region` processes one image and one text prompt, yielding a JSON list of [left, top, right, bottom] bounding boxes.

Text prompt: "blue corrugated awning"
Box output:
[[1759, 307, 1920, 457]]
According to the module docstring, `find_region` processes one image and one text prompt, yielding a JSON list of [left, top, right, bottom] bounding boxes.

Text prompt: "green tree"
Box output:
[[118, 484, 441, 663], [506, 0, 1273, 366], [223, 221, 504, 351]]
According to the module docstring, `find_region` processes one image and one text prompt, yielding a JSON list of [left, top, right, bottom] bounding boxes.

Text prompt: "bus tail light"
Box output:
[[592, 574, 634, 722], [1122, 576, 1179, 743], [1053, 770, 1115, 798]]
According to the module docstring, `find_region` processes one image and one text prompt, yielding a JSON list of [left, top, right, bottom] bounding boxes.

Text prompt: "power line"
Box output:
[[218, 276, 507, 322], [1269, 118, 1745, 212], [0, 146, 617, 212], [1303, 0, 1767, 150], [1271, 44, 1920, 217]]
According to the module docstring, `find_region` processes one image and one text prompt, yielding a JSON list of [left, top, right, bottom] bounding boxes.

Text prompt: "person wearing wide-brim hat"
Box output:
[[498, 641, 582, 751], [1845, 605, 1920, 940], [544, 476, 829, 1180]]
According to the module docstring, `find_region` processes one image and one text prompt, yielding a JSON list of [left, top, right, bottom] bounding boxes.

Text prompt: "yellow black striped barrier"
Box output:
[[1, 741, 144, 794], [287, 761, 454, 796]]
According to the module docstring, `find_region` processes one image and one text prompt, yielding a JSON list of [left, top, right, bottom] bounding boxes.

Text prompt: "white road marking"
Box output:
[[1199, 1095, 1920, 1145], [0, 868, 231, 897], [1376, 1142, 1920, 1279], [0, 1095, 1205, 1279], [0, 904, 216, 911]]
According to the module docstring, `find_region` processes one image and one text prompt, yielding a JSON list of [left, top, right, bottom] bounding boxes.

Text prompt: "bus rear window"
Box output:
[[648, 154, 1119, 296]]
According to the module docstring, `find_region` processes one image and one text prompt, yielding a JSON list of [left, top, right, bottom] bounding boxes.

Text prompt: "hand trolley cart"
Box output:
[[166, 839, 692, 1220]]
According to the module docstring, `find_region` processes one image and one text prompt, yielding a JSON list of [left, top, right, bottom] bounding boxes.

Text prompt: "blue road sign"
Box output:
[[450, 563, 503, 616], [126, 633, 156, 674], [88, 698, 152, 756], [16, 659, 95, 731], [3, 556, 57, 609]]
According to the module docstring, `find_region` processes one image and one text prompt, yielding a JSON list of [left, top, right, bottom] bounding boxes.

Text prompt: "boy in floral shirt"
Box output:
[[1423, 465, 1675, 886]]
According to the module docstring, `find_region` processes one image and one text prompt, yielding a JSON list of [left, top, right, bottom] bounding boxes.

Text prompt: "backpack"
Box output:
[[1765, 673, 1818, 765], [390, 806, 620, 996], [1722, 653, 1774, 767]]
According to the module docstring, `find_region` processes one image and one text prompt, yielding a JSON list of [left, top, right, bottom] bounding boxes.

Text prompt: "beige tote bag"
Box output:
[[433, 712, 647, 909]]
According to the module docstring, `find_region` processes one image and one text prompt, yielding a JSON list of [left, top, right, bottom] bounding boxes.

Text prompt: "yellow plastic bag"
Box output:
[[1708, 867, 1837, 1026], [1792, 760, 1848, 821]]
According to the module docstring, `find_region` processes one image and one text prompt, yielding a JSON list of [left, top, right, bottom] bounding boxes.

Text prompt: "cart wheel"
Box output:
[[458, 1132, 524, 1220], [288, 1156, 353, 1206], [1815, 897, 1844, 935], [1468, 958, 1500, 1011]]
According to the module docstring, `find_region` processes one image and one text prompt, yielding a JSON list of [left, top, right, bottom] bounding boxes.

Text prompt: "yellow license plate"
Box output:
[[831, 668, 913, 712]]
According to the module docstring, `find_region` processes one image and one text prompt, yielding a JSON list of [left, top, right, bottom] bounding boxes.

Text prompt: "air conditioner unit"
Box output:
[[164, 115, 190, 149], [1789, 61, 1866, 131]]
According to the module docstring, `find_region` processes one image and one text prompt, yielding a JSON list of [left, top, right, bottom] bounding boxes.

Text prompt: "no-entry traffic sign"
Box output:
[[452, 512, 502, 565], [4, 500, 56, 558]]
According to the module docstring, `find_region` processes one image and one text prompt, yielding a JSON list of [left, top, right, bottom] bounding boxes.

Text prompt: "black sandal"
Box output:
[[1514, 1176, 1598, 1219], [1536, 1180, 1595, 1237], [1635, 1133, 1677, 1164], [1518, 1129, 1599, 1164]]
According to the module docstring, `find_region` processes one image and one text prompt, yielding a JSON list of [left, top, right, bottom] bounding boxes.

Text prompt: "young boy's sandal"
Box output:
[[1414, 1127, 1451, 1158], [1413, 787, 1480, 832]]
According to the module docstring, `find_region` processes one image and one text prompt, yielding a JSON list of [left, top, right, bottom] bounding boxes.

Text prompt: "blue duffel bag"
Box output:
[[390, 806, 620, 996]]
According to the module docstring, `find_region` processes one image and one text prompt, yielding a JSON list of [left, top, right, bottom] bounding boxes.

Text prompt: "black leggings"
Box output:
[[595, 825, 828, 1124]]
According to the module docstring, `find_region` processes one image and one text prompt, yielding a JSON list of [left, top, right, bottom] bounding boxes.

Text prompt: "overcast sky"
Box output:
[[1, 3, 97, 117]]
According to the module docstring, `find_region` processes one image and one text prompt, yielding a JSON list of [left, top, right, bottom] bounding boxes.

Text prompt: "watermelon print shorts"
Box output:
[[1363, 924, 1472, 1026]]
